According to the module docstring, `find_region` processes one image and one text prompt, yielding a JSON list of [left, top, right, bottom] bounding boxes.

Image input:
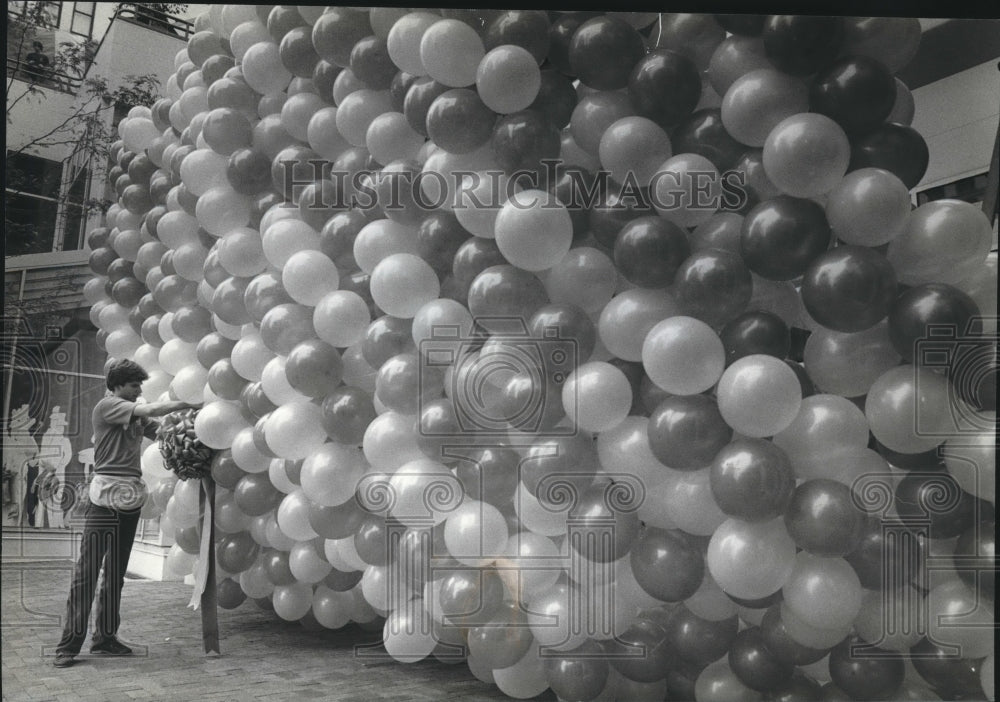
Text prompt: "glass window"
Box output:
[[70, 2, 96, 38], [5, 152, 64, 255], [11, 1, 62, 28]]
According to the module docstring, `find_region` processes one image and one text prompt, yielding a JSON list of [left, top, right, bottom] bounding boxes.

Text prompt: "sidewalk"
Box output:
[[2, 558, 522, 702]]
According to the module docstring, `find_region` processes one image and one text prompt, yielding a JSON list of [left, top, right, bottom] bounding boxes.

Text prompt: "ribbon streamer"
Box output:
[[187, 476, 219, 654]]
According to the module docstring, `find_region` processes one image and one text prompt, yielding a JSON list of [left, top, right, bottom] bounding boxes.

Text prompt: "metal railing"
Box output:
[[6, 3, 194, 94]]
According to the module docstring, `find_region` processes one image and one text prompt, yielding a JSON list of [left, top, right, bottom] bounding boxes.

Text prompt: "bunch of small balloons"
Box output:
[[86, 6, 996, 701]]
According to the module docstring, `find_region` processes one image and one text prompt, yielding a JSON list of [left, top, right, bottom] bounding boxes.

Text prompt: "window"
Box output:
[[9, 1, 62, 28], [70, 2, 96, 38], [5, 152, 64, 255], [916, 172, 990, 207]]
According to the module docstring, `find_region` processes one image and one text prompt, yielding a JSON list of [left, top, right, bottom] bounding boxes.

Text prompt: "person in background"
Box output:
[[53, 359, 199, 668]]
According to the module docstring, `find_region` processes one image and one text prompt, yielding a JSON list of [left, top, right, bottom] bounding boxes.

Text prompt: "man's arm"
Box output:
[[132, 400, 199, 418]]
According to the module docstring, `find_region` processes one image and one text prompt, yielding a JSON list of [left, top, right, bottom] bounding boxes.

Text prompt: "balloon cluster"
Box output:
[[87, 6, 996, 701], [157, 409, 214, 480]]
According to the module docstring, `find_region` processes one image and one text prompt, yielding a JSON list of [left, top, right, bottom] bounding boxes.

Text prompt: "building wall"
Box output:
[[912, 59, 1000, 190]]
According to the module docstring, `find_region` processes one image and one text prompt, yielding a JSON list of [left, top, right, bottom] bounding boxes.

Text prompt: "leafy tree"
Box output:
[[5, 2, 187, 257]]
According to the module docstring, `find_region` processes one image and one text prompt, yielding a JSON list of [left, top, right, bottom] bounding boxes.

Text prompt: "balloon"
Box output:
[[570, 89, 635, 156], [491, 109, 560, 180], [717, 355, 801, 437], [477, 45, 540, 114], [848, 122, 929, 190], [628, 49, 701, 130], [651, 152, 720, 228], [865, 365, 957, 454], [544, 640, 609, 702], [629, 527, 704, 602], [241, 41, 292, 95], [567, 15, 644, 91], [729, 627, 795, 692], [826, 167, 910, 247], [801, 245, 898, 333], [763, 113, 851, 198], [259, 302, 314, 356], [419, 19, 484, 88], [369, 253, 440, 319], [641, 316, 725, 396], [783, 552, 863, 631], [613, 216, 689, 289], [561, 361, 631, 433], [695, 661, 762, 702], [887, 199, 993, 287], [710, 438, 795, 522], [707, 517, 796, 600], [195, 401, 247, 449], [493, 189, 572, 272], [740, 195, 832, 281], [265, 401, 326, 460], [672, 249, 753, 328], [826, 638, 905, 700], [285, 339, 343, 398], [810, 55, 896, 136], [910, 637, 987, 700], [721, 69, 808, 148], [761, 15, 844, 76]]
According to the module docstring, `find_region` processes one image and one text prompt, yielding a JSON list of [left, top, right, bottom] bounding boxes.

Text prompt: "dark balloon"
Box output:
[[714, 14, 766, 36], [211, 451, 245, 490], [551, 166, 596, 243], [672, 249, 754, 327], [321, 385, 376, 445], [425, 89, 496, 155], [784, 479, 865, 556], [403, 76, 449, 138], [353, 513, 389, 566], [762, 15, 846, 76], [828, 637, 904, 701], [848, 123, 929, 190], [285, 339, 343, 398], [451, 236, 507, 297], [466, 265, 549, 332], [801, 245, 898, 333], [319, 208, 368, 263], [887, 283, 980, 364], [569, 16, 645, 91], [208, 359, 248, 400], [630, 527, 705, 602], [873, 440, 946, 471], [310, 7, 372, 68], [267, 5, 307, 43], [278, 25, 319, 78], [491, 109, 561, 180], [307, 496, 367, 540], [271, 145, 325, 201], [417, 210, 469, 274], [741, 196, 832, 281], [529, 303, 596, 362], [111, 278, 146, 308], [954, 519, 995, 602], [909, 637, 988, 700], [608, 617, 672, 683], [663, 605, 739, 666], [297, 179, 346, 230], [171, 304, 212, 343], [672, 108, 746, 172], [547, 12, 601, 76], [88, 247, 118, 276], [810, 55, 896, 136], [894, 471, 981, 540], [234, 472, 282, 516], [710, 438, 795, 522], [212, 276, 251, 326], [628, 49, 702, 130], [588, 191, 655, 250], [453, 446, 520, 507], [389, 71, 416, 112], [529, 69, 578, 129], [567, 484, 641, 563], [720, 311, 791, 366], [243, 271, 293, 323], [759, 605, 830, 666], [240, 382, 278, 423], [484, 10, 550, 64], [614, 216, 691, 289], [767, 672, 824, 702], [544, 639, 609, 702], [349, 35, 394, 90], [648, 394, 732, 470], [728, 627, 795, 692], [362, 315, 413, 369], [312, 60, 341, 104]]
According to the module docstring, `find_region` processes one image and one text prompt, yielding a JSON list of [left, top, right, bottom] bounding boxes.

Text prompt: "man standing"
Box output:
[[54, 360, 198, 668]]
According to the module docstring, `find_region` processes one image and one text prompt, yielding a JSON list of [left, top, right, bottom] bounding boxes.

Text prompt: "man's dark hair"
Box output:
[[106, 359, 149, 390], [32, 41, 43, 51]]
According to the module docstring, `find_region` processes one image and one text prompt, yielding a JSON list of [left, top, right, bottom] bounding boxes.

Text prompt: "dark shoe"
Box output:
[[53, 654, 77, 668], [90, 638, 132, 655]]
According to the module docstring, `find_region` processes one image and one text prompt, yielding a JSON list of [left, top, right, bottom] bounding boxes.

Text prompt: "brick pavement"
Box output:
[[2, 559, 543, 702]]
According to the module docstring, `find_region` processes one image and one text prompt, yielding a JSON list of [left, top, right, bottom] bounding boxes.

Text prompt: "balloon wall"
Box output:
[[89, 7, 997, 701]]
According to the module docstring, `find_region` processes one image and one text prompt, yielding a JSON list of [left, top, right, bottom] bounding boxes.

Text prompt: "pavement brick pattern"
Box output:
[[2, 560, 530, 702]]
